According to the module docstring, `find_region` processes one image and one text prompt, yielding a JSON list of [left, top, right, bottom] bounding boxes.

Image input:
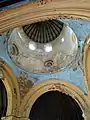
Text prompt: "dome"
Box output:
[[7, 19, 78, 73]]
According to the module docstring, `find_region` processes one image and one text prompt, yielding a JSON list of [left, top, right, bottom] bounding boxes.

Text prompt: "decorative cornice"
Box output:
[[0, 0, 90, 32]]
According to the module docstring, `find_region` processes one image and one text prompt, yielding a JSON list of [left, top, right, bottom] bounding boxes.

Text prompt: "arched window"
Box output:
[[30, 91, 84, 120]]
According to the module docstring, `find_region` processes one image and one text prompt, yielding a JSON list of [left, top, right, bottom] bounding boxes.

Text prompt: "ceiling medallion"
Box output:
[[7, 19, 78, 73]]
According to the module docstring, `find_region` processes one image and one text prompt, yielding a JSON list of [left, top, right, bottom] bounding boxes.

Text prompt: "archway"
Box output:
[[83, 34, 90, 99], [29, 91, 84, 120], [19, 80, 90, 120], [0, 58, 20, 119]]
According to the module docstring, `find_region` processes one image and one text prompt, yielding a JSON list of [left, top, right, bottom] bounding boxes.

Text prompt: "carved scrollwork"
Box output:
[[39, 0, 52, 5], [48, 83, 63, 91], [18, 71, 34, 99], [48, 83, 71, 96]]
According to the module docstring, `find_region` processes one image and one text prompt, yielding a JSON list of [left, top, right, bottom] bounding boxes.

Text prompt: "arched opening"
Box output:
[[29, 91, 84, 120], [0, 79, 7, 119]]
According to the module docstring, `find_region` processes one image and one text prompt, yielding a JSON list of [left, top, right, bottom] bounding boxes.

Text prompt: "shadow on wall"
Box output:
[[0, 79, 7, 119], [29, 91, 84, 120]]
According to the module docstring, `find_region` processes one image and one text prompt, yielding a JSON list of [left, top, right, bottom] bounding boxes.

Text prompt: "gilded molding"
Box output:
[[83, 34, 90, 99], [0, 0, 90, 32], [18, 80, 90, 119], [0, 58, 20, 119]]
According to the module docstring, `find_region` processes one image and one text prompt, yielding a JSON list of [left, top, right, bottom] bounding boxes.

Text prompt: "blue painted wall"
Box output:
[[0, 18, 90, 94]]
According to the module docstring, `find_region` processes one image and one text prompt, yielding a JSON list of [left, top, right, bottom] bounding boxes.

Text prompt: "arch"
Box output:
[[29, 91, 84, 120], [0, 0, 90, 32], [18, 80, 90, 120], [0, 58, 20, 119], [83, 34, 90, 99]]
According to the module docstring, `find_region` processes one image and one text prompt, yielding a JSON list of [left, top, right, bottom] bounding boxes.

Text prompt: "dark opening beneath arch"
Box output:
[[0, 79, 7, 118], [29, 91, 84, 120]]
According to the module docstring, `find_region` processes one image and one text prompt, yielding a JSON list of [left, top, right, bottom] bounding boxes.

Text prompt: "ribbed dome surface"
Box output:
[[23, 20, 63, 43]]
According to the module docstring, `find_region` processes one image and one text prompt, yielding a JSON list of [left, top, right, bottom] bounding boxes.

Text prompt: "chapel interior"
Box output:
[[0, 0, 90, 120]]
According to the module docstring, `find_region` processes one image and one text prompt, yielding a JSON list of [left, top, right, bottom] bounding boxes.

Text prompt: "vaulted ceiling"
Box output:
[[0, 0, 90, 120]]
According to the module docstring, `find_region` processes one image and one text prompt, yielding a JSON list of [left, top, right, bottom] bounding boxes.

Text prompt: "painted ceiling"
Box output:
[[0, 1, 90, 120], [0, 18, 90, 94]]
